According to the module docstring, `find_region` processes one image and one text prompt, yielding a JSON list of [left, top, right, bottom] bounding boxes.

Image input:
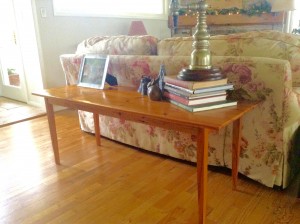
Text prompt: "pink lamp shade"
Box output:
[[128, 21, 147, 36]]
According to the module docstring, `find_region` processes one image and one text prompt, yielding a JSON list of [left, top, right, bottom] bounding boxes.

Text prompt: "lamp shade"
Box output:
[[128, 21, 147, 36], [270, 0, 296, 12]]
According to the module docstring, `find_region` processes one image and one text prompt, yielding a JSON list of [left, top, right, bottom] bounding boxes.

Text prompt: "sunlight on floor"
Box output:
[[0, 122, 43, 208], [0, 97, 45, 127]]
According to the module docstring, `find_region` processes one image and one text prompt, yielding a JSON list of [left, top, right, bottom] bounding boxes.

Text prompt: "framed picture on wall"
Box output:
[[78, 54, 109, 89]]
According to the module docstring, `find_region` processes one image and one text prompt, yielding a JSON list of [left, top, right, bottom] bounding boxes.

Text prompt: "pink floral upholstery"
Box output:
[[59, 32, 300, 188], [76, 35, 158, 55], [60, 54, 83, 85], [158, 30, 300, 87]]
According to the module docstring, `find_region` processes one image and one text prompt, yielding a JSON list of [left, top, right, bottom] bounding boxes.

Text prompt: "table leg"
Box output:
[[44, 98, 60, 165], [197, 128, 209, 224], [232, 118, 242, 190], [93, 113, 101, 146]]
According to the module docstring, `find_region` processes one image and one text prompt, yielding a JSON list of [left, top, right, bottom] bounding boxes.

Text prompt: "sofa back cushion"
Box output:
[[157, 30, 300, 86], [76, 35, 158, 55]]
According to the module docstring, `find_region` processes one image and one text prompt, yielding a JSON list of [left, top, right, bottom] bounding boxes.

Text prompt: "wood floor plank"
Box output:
[[0, 109, 299, 224], [0, 97, 46, 127]]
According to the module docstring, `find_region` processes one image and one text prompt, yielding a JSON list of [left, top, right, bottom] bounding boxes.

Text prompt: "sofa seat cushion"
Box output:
[[76, 35, 158, 55]]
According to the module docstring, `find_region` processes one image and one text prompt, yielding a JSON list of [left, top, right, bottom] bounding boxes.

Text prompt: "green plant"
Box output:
[[7, 68, 16, 75]]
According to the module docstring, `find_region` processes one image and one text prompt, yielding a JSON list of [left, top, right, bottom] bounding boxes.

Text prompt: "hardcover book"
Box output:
[[163, 91, 227, 106], [164, 75, 228, 90], [167, 99, 237, 112], [165, 83, 234, 94], [164, 85, 227, 100]]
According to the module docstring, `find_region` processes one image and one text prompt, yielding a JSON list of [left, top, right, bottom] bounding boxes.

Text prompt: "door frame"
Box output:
[[0, 0, 28, 102], [0, 0, 45, 108]]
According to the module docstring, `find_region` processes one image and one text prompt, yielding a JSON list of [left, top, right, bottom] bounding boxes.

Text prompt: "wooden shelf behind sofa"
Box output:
[[168, 12, 284, 36], [175, 12, 284, 27]]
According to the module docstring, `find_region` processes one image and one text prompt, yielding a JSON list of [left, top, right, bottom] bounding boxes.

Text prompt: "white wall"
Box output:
[[33, 0, 170, 88]]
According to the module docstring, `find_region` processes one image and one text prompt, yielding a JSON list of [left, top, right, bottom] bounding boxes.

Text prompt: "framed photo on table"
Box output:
[[78, 54, 109, 89]]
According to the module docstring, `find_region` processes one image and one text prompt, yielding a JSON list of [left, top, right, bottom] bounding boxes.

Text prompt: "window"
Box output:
[[53, 0, 167, 19], [292, 1, 300, 29]]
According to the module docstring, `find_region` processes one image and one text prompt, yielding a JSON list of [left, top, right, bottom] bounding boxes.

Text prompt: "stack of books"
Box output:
[[163, 75, 237, 112]]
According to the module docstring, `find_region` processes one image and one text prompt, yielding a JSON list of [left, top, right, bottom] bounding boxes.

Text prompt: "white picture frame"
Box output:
[[78, 54, 109, 89]]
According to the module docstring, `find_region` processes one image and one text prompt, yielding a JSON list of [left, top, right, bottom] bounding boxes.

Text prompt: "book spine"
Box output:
[[164, 76, 192, 89], [164, 76, 228, 90], [167, 99, 192, 112], [189, 92, 226, 99], [168, 99, 237, 112], [165, 83, 234, 94], [193, 84, 234, 94], [165, 86, 227, 100], [163, 88, 190, 99], [165, 91, 227, 106], [192, 101, 237, 112], [164, 83, 193, 94], [163, 91, 189, 105]]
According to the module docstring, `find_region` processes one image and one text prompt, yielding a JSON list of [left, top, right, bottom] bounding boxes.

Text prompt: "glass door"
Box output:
[[291, 1, 300, 32], [0, 0, 28, 102]]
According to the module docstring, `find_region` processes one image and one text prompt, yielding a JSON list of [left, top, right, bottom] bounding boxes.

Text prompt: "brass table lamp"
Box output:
[[177, 1, 225, 81]]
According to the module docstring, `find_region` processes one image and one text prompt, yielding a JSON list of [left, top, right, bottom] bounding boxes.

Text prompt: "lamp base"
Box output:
[[177, 67, 225, 81]]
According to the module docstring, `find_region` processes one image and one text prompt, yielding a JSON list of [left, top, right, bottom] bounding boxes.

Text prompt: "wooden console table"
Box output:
[[33, 85, 259, 224]]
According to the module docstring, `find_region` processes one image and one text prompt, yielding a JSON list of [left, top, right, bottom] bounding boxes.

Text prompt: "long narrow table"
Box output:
[[33, 85, 259, 224]]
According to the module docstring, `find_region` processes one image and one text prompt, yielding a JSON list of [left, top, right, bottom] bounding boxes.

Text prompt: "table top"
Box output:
[[33, 85, 259, 133]]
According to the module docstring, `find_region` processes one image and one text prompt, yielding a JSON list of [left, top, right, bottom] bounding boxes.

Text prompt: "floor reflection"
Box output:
[[0, 97, 45, 127]]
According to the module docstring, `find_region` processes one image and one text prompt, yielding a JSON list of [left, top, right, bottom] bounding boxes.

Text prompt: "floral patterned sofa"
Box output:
[[60, 30, 300, 189]]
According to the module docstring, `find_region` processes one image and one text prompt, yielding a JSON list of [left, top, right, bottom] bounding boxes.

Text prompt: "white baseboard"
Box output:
[[27, 100, 67, 112]]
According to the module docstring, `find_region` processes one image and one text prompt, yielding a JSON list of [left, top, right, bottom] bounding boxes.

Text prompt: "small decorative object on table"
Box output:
[[138, 76, 152, 95], [146, 64, 166, 101], [105, 73, 118, 86], [78, 54, 109, 89], [158, 64, 166, 92], [147, 78, 162, 101]]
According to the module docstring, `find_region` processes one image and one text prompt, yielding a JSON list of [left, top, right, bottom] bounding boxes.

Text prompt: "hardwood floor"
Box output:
[[0, 97, 46, 127], [0, 110, 299, 224]]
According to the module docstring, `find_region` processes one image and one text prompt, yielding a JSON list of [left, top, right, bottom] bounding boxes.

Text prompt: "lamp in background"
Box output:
[[128, 21, 147, 36], [177, 0, 225, 81], [270, 0, 295, 12], [270, 0, 296, 32]]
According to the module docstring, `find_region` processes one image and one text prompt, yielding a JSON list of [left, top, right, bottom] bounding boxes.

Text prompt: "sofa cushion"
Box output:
[[76, 35, 158, 55], [157, 30, 300, 86]]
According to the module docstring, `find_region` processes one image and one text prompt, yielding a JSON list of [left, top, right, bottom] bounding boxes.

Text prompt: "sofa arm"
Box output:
[[214, 56, 300, 125], [290, 54, 300, 87], [76, 35, 158, 55], [59, 54, 83, 85]]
